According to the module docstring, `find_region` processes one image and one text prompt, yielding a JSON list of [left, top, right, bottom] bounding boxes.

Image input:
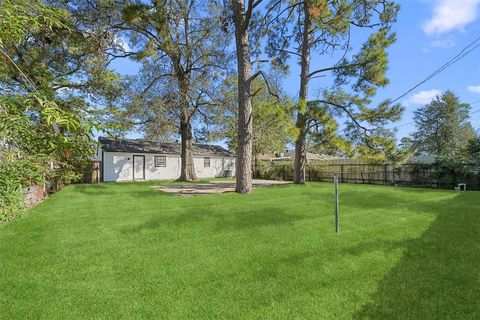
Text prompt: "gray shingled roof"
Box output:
[[99, 137, 234, 157]]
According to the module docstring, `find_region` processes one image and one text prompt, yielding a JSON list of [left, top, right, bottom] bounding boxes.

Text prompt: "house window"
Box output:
[[204, 157, 210, 167], [154, 156, 166, 167]]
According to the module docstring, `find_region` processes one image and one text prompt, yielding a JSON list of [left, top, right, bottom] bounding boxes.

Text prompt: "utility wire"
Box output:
[[390, 36, 480, 104]]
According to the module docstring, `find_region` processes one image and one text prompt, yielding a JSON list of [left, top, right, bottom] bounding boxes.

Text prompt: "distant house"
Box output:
[[403, 142, 436, 164], [258, 149, 343, 162], [97, 137, 235, 182], [405, 153, 436, 164]]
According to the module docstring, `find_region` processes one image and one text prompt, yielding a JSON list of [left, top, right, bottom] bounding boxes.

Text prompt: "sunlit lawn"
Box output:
[[0, 181, 479, 319]]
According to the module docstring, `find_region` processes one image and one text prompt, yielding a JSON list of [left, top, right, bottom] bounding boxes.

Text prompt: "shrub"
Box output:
[[0, 156, 47, 222], [254, 161, 294, 180]]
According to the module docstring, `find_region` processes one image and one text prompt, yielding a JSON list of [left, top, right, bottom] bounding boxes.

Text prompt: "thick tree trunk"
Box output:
[[177, 112, 198, 182], [177, 76, 197, 182], [293, 1, 312, 184], [232, 0, 253, 194]]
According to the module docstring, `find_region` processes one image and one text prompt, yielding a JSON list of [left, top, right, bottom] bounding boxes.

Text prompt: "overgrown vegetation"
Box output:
[[0, 1, 108, 221], [0, 95, 96, 221], [0, 159, 42, 221]]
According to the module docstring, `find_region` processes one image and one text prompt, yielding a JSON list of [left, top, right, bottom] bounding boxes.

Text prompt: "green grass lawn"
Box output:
[[0, 181, 479, 319]]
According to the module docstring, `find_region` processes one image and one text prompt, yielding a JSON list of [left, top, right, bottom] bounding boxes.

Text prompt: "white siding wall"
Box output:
[[194, 157, 222, 178], [102, 152, 235, 182], [223, 157, 235, 177], [193, 156, 236, 178], [103, 152, 133, 182], [145, 154, 180, 180]]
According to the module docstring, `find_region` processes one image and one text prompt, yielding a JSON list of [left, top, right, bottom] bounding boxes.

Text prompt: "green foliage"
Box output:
[[412, 91, 475, 158], [1, 0, 122, 106], [465, 136, 480, 164], [430, 160, 479, 187], [0, 0, 68, 48], [209, 77, 293, 156], [0, 0, 106, 220], [264, 0, 403, 162], [0, 94, 96, 220], [0, 155, 47, 222], [0, 95, 95, 161], [254, 161, 294, 180], [106, 0, 229, 143]]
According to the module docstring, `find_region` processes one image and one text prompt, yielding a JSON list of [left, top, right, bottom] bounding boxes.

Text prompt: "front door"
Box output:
[[133, 155, 145, 180]]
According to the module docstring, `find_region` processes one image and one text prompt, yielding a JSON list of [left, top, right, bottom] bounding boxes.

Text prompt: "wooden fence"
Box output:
[[254, 159, 480, 190], [82, 160, 101, 183], [305, 160, 434, 186]]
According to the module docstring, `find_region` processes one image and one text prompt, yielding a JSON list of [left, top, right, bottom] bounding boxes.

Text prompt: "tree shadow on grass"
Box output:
[[126, 189, 175, 199], [122, 205, 309, 234], [338, 187, 450, 211], [72, 183, 174, 199], [72, 183, 110, 195], [352, 192, 480, 319]]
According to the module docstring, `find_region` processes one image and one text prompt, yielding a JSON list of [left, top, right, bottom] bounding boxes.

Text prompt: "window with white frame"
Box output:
[[154, 156, 166, 167], [204, 157, 210, 167]]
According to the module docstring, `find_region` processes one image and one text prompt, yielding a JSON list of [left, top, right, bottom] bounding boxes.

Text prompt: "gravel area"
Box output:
[[152, 179, 289, 195]]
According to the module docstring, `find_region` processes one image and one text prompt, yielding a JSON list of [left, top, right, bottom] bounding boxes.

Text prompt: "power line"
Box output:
[[390, 36, 480, 104]]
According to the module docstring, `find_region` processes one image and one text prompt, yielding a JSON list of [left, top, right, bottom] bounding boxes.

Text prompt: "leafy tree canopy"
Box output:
[[208, 76, 294, 159], [412, 91, 475, 159]]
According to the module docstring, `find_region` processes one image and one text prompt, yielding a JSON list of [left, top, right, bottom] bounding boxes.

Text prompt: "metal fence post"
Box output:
[[334, 176, 339, 234]]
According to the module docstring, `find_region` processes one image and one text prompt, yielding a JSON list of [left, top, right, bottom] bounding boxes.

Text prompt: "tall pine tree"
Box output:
[[263, 0, 403, 183], [412, 91, 475, 158]]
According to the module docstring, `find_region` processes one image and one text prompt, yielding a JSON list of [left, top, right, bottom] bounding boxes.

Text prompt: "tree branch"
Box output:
[[313, 99, 372, 133], [248, 70, 280, 100], [308, 63, 360, 79]]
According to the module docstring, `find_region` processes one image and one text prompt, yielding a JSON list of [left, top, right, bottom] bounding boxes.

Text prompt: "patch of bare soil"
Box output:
[[152, 179, 289, 196]]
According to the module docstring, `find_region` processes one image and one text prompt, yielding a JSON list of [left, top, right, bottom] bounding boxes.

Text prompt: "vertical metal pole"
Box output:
[[334, 176, 339, 234]]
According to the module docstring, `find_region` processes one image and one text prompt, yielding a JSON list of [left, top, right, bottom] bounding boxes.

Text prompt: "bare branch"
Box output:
[[261, 1, 303, 30], [142, 73, 176, 95], [313, 99, 372, 133], [350, 21, 382, 29], [308, 63, 360, 79], [251, 59, 268, 65], [248, 70, 280, 100]]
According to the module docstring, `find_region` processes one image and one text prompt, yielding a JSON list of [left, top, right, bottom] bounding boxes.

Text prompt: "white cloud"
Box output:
[[114, 35, 131, 52], [423, 0, 480, 36], [468, 85, 480, 93], [430, 38, 456, 48], [405, 89, 441, 105], [422, 37, 456, 53]]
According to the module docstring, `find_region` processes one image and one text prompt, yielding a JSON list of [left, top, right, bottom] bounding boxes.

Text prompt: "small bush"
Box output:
[[254, 161, 294, 180], [0, 157, 46, 222]]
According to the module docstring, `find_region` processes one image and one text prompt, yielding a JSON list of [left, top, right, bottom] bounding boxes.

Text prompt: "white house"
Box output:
[[98, 137, 235, 182]]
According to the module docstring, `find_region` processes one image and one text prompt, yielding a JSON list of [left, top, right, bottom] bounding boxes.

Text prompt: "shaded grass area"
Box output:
[[0, 181, 479, 319]]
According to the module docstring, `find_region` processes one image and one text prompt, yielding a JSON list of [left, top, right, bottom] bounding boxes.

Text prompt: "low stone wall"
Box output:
[[23, 179, 63, 208], [24, 185, 46, 208]]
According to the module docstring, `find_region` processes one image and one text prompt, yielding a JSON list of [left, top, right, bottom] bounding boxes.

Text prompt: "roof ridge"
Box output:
[[98, 136, 233, 156]]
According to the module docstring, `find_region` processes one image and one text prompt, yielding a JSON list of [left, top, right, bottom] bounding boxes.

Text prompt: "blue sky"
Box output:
[[110, 0, 480, 143], [365, 0, 480, 138]]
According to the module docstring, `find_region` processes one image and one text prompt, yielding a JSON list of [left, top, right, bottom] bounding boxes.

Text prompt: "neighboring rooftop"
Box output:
[[258, 149, 344, 161], [98, 137, 233, 157]]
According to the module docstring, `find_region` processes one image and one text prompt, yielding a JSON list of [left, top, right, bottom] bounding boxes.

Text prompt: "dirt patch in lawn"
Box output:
[[152, 180, 289, 195]]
